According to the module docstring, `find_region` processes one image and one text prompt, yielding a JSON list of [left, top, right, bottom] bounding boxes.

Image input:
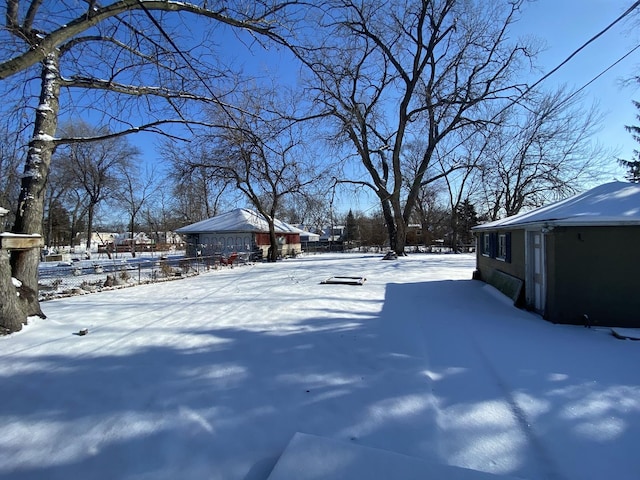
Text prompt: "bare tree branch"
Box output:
[[0, 0, 296, 80]]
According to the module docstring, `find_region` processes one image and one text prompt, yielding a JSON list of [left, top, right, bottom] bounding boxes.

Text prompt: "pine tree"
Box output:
[[456, 199, 479, 246], [345, 209, 358, 244], [618, 100, 640, 183]]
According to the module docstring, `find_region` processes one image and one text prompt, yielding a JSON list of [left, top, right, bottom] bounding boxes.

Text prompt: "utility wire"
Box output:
[[560, 43, 640, 108], [484, 0, 640, 125], [527, 0, 640, 94], [436, 1, 640, 174]]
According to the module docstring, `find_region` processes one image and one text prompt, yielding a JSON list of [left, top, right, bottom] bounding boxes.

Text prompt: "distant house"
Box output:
[[176, 208, 305, 259], [294, 225, 321, 250], [89, 232, 118, 251], [472, 182, 640, 328], [114, 232, 153, 246], [320, 225, 346, 243]]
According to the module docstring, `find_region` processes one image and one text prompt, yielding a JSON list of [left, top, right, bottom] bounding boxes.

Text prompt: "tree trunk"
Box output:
[[4, 53, 60, 330], [268, 223, 278, 262], [389, 195, 408, 256], [85, 203, 95, 251], [380, 198, 396, 251], [393, 210, 407, 256], [0, 248, 24, 334], [130, 215, 136, 258]]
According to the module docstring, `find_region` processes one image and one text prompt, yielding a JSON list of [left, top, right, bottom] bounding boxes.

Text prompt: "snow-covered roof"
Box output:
[[176, 208, 305, 235], [474, 181, 640, 231], [300, 231, 320, 241]]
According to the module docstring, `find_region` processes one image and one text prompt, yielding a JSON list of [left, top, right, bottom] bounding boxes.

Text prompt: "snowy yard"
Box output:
[[1, 253, 639, 480]]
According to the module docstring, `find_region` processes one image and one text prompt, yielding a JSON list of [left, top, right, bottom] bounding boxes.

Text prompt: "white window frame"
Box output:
[[497, 233, 507, 261], [482, 233, 490, 256]]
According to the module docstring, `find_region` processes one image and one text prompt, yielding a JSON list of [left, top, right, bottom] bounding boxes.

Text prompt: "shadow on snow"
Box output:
[[1, 279, 639, 480]]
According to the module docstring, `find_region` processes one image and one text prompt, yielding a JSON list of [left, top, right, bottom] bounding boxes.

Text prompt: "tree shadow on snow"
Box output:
[[1, 280, 639, 480]]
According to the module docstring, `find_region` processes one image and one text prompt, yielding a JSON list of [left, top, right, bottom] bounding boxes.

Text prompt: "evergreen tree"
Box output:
[[618, 100, 640, 183], [456, 199, 479, 246], [345, 209, 358, 244]]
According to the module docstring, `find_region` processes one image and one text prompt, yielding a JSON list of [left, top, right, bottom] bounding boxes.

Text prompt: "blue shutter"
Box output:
[[489, 232, 497, 258], [505, 232, 512, 263]]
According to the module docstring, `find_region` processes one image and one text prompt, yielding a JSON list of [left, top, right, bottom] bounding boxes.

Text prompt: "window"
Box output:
[[482, 233, 490, 256], [497, 233, 507, 260], [497, 232, 512, 262], [481, 231, 511, 262]]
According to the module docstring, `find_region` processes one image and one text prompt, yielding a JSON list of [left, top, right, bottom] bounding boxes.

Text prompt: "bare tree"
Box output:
[[63, 189, 90, 249], [141, 182, 183, 246], [435, 133, 489, 251], [479, 87, 607, 220], [286, 0, 533, 255], [276, 193, 331, 230], [164, 141, 234, 223], [0, 121, 24, 226], [0, 0, 297, 332], [113, 163, 157, 257], [55, 122, 140, 252], [411, 183, 449, 248], [180, 87, 329, 261], [358, 209, 388, 249], [44, 158, 77, 248], [42, 200, 72, 248]]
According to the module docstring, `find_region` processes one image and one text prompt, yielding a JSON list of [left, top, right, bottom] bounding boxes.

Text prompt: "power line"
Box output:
[[525, 0, 640, 98], [523, 0, 640, 95], [561, 43, 640, 108], [438, 1, 640, 167]]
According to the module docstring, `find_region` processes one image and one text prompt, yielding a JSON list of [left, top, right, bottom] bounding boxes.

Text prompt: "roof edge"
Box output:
[[473, 219, 640, 231]]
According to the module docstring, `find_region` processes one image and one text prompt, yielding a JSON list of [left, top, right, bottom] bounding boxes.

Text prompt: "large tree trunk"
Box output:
[[0, 248, 24, 334], [379, 197, 396, 252], [391, 198, 407, 256], [382, 194, 408, 256], [4, 53, 60, 331], [267, 223, 278, 262]]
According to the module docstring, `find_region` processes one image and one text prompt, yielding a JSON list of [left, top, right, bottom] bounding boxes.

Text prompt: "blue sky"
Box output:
[[132, 1, 640, 211], [515, 0, 640, 163]]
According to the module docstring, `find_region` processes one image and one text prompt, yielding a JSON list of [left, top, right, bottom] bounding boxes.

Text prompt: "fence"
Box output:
[[37, 254, 244, 301]]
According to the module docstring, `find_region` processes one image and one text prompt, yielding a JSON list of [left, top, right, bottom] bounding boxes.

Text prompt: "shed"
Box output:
[[472, 181, 640, 328], [176, 208, 304, 259]]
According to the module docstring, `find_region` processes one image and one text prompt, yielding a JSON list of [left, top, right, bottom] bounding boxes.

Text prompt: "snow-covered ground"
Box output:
[[1, 253, 639, 480]]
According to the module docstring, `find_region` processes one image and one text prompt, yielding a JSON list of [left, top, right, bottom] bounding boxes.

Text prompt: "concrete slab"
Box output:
[[267, 432, 524, 480]]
